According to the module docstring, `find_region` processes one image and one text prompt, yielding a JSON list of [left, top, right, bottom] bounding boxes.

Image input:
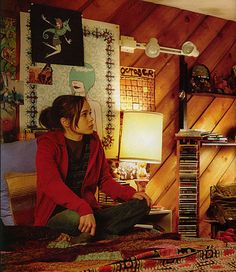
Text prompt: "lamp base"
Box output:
[[135, 179, 149, 193]]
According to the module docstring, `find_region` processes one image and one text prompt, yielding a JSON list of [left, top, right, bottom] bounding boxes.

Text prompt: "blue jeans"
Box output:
[[47, 199, 150, 237]]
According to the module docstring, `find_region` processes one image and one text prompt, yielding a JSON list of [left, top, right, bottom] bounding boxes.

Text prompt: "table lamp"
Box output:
[[119, 111, 163, 192]]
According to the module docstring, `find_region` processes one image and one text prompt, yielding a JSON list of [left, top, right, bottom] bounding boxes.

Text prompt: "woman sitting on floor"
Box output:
[[34, 95, 151, 243]]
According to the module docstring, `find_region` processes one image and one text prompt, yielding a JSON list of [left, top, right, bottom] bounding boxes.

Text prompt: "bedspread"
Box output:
[[1, 228, 236, 272]]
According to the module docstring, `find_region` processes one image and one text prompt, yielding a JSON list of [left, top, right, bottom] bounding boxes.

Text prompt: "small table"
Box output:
[[135, 209, 172, 232]]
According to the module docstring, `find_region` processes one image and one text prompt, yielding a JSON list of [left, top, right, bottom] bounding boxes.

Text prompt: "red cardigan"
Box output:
[[34, 130, 136, 226]]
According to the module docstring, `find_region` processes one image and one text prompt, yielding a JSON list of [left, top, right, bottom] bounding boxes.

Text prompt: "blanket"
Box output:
[[1, 227, 236, 271]]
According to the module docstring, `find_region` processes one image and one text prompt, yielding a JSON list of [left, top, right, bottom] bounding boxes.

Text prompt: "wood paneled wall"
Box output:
[[2, 0, 236, 237]]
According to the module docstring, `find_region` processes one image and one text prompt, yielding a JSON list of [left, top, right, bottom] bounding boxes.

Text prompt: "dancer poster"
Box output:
[[30, 3, 84, 66]]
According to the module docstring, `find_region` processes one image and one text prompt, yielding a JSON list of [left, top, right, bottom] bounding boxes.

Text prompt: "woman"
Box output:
[[34, 95, 151, 243]]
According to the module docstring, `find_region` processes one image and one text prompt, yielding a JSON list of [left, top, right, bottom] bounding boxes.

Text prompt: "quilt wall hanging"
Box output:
[[20, 11, 120, 158], [0, 16, 23, 143]]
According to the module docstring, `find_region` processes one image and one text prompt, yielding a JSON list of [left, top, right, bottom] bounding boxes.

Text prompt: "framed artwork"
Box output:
[[20, 13, 120, 158], [0, 78, 24, 143], [30, 3, 84, 66], [28, 64, 53, 85], [1, 104, 19, 143], [120, 66, 155, 111], [1, 78, 24, 104]]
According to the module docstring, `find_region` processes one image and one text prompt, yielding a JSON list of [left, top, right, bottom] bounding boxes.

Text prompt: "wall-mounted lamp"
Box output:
[[120, 36, 199, 58]]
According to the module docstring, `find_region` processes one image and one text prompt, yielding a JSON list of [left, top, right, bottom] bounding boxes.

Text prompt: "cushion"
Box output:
[[0, 139, 37, 225], [207, 184, 236, 224], [4, 172, 37, 225]]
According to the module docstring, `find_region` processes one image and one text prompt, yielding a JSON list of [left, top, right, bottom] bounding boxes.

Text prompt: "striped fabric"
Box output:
[[4, 172, 37, 225]]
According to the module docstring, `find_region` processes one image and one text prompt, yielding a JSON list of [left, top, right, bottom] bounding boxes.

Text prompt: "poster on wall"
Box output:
[[1, 78, 24, 143], [28, 64, 53, 85], [30, 3, 84, 66], [4, 79, 24, 105], [20, 12, 120, 158]]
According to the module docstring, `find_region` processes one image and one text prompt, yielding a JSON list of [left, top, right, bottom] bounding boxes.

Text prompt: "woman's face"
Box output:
[[71, 81, 86, 96], [63, 100, 94, 141], [75, 100, 94, 134]]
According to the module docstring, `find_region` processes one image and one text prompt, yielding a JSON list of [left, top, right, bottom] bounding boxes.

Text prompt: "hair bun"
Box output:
[[39, 106, 57, 129]]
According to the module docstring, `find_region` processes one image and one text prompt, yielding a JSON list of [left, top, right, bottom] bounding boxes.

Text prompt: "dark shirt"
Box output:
[[65, 137, 85, 195], [51, 137, 86, 217]]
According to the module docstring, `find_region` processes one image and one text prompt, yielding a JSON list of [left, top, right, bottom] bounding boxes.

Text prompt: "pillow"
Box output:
[[4, 172, 37, 226], [0, 139, 37, 225]]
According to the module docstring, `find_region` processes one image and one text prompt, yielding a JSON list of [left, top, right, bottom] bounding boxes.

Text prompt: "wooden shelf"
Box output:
[[176, 137, 235, 238], [201, 141, 236, 146], [187, 92, 236, 99], [175, 137, 236, 146]]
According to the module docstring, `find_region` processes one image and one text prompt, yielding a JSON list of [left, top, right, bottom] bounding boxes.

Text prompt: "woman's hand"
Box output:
[[78, 214, 96, 236], [132, 192, 152, 207]]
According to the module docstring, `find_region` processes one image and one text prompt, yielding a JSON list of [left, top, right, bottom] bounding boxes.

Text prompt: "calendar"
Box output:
[[120, 66, 155, 111]]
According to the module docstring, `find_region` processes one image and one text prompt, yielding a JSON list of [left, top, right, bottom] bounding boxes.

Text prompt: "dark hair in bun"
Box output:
[[39, 95, 86, 131]]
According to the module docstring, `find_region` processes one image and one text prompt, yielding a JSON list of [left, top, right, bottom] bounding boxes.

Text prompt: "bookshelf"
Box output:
[[176, 135, 236, 238], [176, 137, 200, 238]]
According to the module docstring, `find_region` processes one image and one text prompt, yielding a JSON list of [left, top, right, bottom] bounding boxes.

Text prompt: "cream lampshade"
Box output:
[[119, 111, 163, 164], [119, 111, 163, 192]]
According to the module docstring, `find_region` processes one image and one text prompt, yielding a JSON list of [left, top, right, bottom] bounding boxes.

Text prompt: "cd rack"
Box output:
[[176, 137, 200, 238]]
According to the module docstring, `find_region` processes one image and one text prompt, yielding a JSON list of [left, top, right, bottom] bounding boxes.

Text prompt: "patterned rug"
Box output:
[[1, 228, 236, 271]]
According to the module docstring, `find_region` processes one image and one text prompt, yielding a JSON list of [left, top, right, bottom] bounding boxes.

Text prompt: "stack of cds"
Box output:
[[178, 142, 199, 237]]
